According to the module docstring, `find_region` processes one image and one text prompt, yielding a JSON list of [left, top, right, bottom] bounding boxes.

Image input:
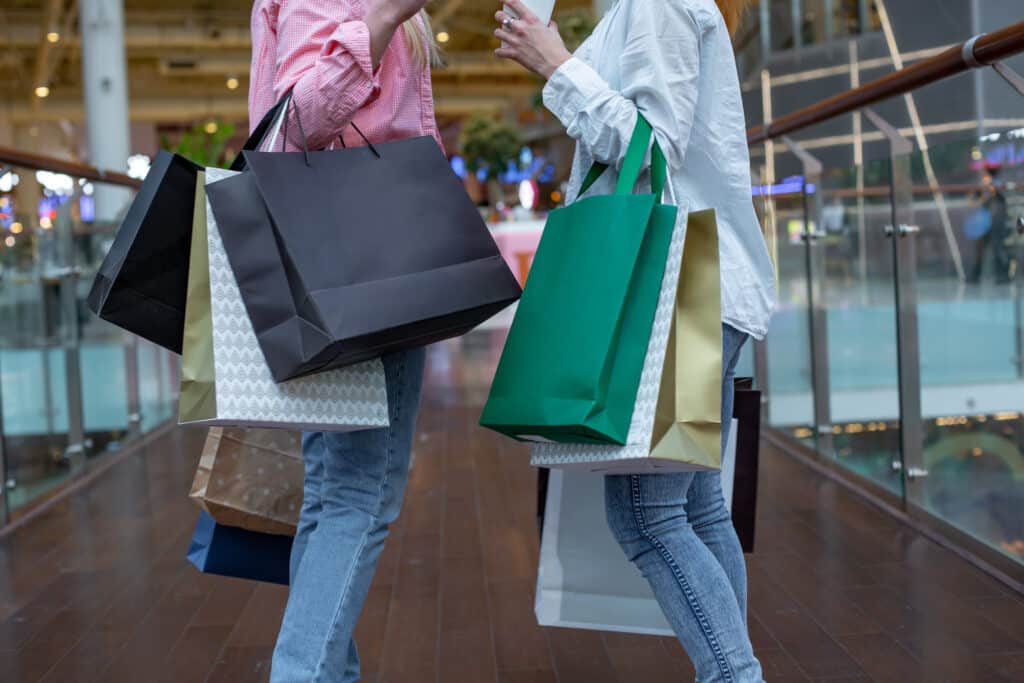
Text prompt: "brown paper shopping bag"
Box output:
[[649, 209, 723, 468], [190, 427, 304, 536]]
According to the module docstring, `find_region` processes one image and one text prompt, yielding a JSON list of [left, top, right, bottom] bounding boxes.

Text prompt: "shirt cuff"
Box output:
[[542, 57, 611, 128], [323, 20, 383, 113]]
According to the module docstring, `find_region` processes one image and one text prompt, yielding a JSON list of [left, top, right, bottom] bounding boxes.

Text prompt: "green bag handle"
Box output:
[[577, 114, 667, 202]]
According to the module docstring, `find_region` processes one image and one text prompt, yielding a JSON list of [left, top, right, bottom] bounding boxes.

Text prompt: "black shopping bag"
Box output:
[[186, 510, 292, 585], [206, 102, 522, 382], [87, 151, 201, 352], [87, 99, 290, 353], [536, 378, 761, 552]]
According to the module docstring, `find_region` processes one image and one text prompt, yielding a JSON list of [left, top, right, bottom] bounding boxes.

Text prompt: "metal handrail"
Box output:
[[748, 19, 1024, 144], [0, 146, 141, 189]]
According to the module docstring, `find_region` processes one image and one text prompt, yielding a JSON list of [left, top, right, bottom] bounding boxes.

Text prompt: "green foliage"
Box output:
[[160, 121, 237, 169], [556, 7, 598, 51], [459, 114, 522, 181]]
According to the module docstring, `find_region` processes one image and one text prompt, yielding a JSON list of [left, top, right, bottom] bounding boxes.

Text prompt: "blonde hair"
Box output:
[[715, 0, 754, 36], [401, 10, 442, 70]]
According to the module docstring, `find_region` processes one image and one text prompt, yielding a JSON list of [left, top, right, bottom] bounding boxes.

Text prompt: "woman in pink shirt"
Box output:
[[248, 1, 438, 681]]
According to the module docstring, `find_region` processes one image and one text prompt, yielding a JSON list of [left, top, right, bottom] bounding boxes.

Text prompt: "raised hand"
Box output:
[[494, 0, 572, 79]]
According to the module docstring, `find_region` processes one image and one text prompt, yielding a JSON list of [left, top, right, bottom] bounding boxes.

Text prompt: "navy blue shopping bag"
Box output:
[[186, 511, 293, 585]]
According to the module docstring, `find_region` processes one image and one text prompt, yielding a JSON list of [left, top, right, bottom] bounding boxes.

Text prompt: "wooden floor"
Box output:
[[3, 337, 1024, 683]]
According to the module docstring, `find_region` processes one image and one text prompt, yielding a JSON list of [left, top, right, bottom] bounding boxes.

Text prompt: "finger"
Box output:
[[494, 28, 521, 45], [494, 46, 521, 61], [505, 0, 539, 24], [495, 10, 511, 24], [549, 20, 559, 31]]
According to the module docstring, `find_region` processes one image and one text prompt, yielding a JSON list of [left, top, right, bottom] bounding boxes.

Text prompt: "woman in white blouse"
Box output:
[[496, 0, 772, 680]]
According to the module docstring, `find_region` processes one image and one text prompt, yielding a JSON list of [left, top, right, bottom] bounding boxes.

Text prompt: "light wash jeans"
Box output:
[[605, 324, 764, 683], [271, 348, 426, 683]]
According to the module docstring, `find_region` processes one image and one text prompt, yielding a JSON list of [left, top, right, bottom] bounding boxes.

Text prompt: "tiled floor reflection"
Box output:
[[2, 334, 1023, 682]]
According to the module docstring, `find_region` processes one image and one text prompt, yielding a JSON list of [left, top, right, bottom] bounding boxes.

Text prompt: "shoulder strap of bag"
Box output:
[[576, 115, 667, 202]]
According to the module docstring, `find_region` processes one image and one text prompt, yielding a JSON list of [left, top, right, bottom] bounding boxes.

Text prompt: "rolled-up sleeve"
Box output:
[[542, 0, 703, 179], [274, 0, 383, 149]]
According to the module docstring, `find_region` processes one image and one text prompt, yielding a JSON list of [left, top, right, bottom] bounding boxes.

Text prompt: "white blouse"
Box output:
[[542, 0, 775, 339]]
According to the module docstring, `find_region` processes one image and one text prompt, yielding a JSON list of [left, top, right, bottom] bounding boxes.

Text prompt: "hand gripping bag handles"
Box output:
[[87, 97, 292, 353], [205, 94, 523, 383], [479, 115, 676, 445]]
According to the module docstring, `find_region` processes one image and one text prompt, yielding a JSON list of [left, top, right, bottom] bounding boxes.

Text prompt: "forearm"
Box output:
[[364, 3, 402, 70]]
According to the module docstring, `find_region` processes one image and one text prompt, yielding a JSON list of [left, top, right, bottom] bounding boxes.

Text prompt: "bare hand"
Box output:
[[494, 0, 572, 79], [365, 0, 429, 68]]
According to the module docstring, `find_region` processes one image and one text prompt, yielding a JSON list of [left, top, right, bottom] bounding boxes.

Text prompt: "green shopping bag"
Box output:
[[480, 116, 677, 445]]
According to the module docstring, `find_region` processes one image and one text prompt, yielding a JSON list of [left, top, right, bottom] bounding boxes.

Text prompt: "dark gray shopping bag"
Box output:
[[206, 99, 522, 382], [87, 98, 291, 353]]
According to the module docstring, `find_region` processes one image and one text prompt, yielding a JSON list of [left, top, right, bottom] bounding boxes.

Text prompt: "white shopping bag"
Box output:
[[535, 419, 737, 635], [177, 166, 389, 432]]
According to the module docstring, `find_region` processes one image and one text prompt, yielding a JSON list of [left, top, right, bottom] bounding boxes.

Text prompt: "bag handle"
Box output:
[[233, 93, 382, 169], [229, 95, 290, 171], [576, 114, 667, 202]]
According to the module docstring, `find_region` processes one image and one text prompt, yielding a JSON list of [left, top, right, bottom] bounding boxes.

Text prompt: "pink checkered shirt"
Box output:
[[249, 0, 441, 151]]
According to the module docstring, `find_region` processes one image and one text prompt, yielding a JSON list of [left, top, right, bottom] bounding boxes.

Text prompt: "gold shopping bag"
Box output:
[[190, 427, 304, 536], [178, 172, 217, 423], [649, 209, 724, 468]]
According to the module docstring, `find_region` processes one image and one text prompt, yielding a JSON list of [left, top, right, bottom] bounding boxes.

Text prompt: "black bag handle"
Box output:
[[236, 92, 381, 170], [229, 95, 290, 171]]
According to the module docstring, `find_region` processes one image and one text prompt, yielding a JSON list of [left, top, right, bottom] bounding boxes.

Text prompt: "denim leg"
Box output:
[[271, 348, 426, 683], [603, 325, 762, 682], [686, 325, 751, 619], [290, 431, 325, 584], [605, 472, 762, 682]]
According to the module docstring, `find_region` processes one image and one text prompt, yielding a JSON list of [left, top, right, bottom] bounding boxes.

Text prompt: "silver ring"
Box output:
[[502, 17, 514, 31]]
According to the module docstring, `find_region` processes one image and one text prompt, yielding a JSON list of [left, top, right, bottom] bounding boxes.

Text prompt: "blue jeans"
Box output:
[[271, 348, 426, 683], [605, 324, 764, 683]]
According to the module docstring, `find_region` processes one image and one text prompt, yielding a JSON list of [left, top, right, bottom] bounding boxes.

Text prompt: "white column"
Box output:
[[80, 0, 131, 223]]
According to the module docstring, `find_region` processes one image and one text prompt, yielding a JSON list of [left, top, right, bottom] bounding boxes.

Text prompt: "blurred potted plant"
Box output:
[[459, 113, 522, 208], [556, 7, 598, 51], [161, 121, 237, 169]]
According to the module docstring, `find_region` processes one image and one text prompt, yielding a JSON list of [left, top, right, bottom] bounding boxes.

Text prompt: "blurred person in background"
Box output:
[[247, 0, 440, 680], [494, 0, 773, 680], [968, 165, 1012, 284]]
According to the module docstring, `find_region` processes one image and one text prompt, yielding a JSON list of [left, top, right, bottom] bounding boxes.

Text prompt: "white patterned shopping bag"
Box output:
[[177, 167, 389, 432]]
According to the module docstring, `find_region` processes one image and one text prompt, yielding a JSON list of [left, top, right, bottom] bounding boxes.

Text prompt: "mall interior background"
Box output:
[[0, 0, 1022, 582]]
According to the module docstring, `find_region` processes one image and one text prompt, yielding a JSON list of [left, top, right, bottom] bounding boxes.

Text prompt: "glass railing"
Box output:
[[759, 125, 1024, 565], [0, 166, 178, 521]]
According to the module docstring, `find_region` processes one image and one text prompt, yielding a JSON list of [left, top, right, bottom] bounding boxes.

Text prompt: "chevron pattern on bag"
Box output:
[[530, 200, 689, 468], [203, 167, 389, 429]]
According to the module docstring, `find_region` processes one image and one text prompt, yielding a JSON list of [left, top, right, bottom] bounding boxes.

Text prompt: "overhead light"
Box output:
[[35, 85, 50, 98], [204, 121, 218, 134], [226, 76, 240, 90], [436, 30, 450, 44], [127, 154, 152, 180], [46, 31, 60, 43], [4, 236, 14, 247], [10, 222, 23, 234], [0, 171, 17, 192]]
